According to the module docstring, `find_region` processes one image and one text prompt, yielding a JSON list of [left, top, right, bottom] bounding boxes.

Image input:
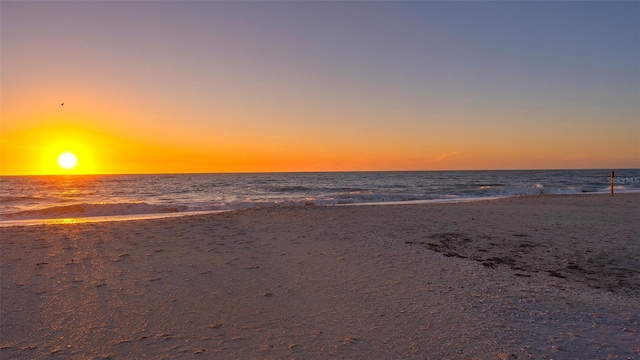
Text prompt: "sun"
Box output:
[[57, 151, 78, 170]]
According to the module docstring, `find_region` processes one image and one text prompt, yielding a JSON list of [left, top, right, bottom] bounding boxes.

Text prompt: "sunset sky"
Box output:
[[1, 1, 638, 175]]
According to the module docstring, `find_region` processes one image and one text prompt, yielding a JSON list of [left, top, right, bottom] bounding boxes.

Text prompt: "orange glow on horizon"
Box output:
[[0, 89, 637, 175], [0, 117, 638, 175]]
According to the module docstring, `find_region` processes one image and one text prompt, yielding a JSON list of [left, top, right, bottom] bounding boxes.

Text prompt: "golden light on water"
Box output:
[[57, 152, 78, 170]]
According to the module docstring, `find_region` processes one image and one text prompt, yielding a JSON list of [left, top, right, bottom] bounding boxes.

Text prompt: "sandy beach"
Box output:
[[1, 193, 639, 359]]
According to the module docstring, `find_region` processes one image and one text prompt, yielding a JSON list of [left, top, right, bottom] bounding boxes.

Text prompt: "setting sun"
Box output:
[[57, 151, 78, 170]]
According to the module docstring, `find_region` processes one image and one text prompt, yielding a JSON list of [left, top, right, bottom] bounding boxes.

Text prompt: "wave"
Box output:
[[600, 185, 640, 193], [0, 195, 46, 203], [0, 200, 311, 221], [476, 183, 640, 197], [3, 185, 638, 223], [0, 193, 442, 221], [477, 183, 585, 196], [0, 202, 187, 220], [309, 192, 425, 205], [266, 185, 315, 193]]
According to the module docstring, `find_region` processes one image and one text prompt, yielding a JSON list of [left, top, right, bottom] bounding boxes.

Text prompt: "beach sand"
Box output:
[[1, 193, 639, 359]]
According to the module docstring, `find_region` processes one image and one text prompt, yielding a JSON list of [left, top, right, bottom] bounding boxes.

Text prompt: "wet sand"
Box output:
[[1, 193, 639, 359]]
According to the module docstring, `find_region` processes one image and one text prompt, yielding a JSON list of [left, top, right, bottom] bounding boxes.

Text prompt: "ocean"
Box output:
[[1, 169, 638, 226]]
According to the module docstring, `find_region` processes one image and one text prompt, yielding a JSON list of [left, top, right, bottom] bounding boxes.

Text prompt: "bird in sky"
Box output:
[[61, 102, 64, 106]]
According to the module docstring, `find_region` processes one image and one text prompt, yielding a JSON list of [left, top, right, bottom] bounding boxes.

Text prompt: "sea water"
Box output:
[[1, 169, 638, 225]]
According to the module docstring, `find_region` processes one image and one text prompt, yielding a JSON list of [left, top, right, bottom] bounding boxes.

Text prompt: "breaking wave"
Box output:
[[477, 183, 585, 196], [3, 185, 639, 223], [0, 203, 187, 220], [2, 170, 638, 225]]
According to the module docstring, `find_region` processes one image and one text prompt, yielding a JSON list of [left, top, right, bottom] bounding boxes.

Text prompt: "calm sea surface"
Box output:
[[1, 169, 638, 225]]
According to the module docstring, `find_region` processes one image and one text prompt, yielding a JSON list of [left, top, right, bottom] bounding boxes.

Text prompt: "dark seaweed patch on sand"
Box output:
[[406, 232, 639, 296]]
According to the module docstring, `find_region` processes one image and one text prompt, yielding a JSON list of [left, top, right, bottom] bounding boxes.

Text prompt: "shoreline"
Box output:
[[1, 193, 638, 358], [0, 209, 230, 228], [2, 191, 639, 228]]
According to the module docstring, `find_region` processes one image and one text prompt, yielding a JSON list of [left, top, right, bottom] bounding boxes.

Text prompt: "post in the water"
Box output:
[[610, 171, 615, 196]]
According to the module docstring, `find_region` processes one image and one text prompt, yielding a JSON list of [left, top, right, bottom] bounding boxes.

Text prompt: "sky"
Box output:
[[1, 1, 639, 175]]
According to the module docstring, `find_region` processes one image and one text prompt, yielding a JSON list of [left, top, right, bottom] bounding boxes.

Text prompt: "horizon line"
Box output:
[[1, 167, 637, 177]]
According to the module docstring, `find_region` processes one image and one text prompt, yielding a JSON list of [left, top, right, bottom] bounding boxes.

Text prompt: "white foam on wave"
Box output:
[[336, 196, 504, 207], [1, 202, 187, 220], [308, 192, 425, 206], [477, 183, 584, 196], [0, 200, 309, 224], [601, 185, 640, 193]]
